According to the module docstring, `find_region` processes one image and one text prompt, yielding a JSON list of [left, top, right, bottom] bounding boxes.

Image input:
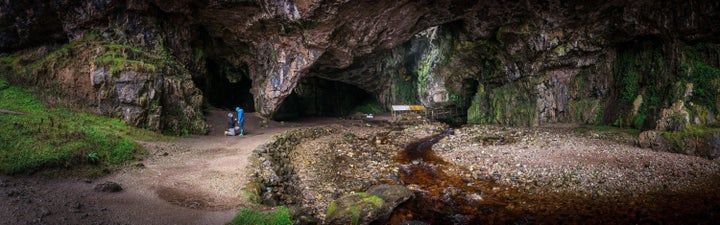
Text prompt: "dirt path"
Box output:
[[0, 110, 353, 225]]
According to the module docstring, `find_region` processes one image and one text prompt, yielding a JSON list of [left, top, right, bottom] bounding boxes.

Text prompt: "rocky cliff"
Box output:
[[1, 0, 719, 153]]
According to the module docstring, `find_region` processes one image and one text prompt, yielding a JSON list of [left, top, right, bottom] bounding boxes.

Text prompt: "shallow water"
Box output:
[[387, 129, 502, 224]]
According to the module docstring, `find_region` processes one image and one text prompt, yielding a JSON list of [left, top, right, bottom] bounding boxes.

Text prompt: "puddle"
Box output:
[[156, 187, 213, 210]]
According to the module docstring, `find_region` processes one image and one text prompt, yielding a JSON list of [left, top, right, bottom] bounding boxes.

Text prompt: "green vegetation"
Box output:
[[350, 206, 361, 225], [229, 206, 292, 225], [2, 31, 168, 81], [661, 125, 720, 153], [683, 61, 720, 114], [325, 192, 384, 225], [468, 83, 538, 126], [94, 42, 166, 76], [615, 51, 641, 103], [0, 78, 159, 174], [608, 42, 720, 131], [416, 47, 440, 96], [326, 201, 338, 217], [611, 42, 669, 129], [361, 194, 384, 207], [0, 42, 74, 83], [353, 99, 386, 114], [391, 66, 418, 105]]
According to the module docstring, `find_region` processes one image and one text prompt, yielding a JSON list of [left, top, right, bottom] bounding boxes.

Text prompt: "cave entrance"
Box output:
[[193, 59, 254, 111], [273, 77, 377, 121]]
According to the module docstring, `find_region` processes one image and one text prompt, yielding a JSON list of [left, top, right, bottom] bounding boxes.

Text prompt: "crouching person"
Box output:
[[224, 113, 236, 136]]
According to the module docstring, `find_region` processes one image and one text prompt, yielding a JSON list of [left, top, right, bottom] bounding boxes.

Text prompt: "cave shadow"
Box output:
[[273, 76, 377, 121], [192, 58, 255, 112]]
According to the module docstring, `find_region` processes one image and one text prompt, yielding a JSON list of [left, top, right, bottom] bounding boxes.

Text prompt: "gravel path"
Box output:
[[0, 110, 353, 225]]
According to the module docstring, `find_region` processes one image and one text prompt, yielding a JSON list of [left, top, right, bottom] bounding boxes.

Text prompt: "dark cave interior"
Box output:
[[273, 76, 376, 121], [193, 58, 255, 111], [194, 59, 376, 121]]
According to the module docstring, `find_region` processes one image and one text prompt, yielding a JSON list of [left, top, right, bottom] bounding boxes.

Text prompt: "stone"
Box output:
[[261, 192, 278, 207], [94, 181, 123, 193], [326, 184, 413, 225], [701, 132, 720, 159], [0, 179, 10, 187], [288, 205, 318, 225]]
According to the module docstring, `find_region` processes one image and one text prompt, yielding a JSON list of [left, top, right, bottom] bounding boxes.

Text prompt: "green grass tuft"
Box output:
[[229, 206, 292, 225], [0, 78, 159, 174]]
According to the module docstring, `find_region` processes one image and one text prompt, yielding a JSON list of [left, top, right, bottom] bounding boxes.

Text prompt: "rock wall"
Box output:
[[0, 30, 207, 135], [1, 0, 720, 138]]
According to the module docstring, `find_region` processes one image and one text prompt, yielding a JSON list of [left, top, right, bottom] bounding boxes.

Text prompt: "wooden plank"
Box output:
[[391, 105, 425, 111]]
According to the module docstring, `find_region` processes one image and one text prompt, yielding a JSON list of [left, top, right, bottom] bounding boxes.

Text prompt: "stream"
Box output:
[[385, 129, 514, 224]]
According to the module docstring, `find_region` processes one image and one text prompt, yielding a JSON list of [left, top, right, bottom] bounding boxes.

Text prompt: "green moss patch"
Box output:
[[467, 82, 537, 126], [229, 206, 292, 225]]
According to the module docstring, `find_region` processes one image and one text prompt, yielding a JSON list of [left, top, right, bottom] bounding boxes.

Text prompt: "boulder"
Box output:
[[326, 184, 413, 225]]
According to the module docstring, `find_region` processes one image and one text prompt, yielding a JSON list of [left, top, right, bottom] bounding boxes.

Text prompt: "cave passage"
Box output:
[[273, 76, 377, 121], [193, 59, 255, 111]]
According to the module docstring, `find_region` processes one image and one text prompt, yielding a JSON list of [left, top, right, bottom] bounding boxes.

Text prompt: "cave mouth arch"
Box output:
[[273, 76, 377, 121], [193, 58, 255, 112]]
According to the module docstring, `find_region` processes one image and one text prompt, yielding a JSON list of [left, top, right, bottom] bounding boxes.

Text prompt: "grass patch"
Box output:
[[229, 206, 292, 225], [661, 125, 720, 146], [0, 78, 160, 174], [242, 189, 261, 205]]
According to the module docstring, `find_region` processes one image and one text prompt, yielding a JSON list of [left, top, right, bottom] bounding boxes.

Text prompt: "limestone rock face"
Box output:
[[1, 0, 720, 135]]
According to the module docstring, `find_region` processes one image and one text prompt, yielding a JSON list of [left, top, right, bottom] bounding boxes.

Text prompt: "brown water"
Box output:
[[381, 130, 720, 225], [386, 129, 508, 224]]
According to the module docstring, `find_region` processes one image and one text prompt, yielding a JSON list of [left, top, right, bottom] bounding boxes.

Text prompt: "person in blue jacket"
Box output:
[[235, 107, 245, 136]]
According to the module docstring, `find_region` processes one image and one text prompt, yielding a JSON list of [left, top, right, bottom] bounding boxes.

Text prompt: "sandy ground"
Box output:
[[0, 110, 354, 225]]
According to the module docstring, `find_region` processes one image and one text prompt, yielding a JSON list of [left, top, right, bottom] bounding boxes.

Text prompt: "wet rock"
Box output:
[[0, 179, 10, 187], [20, 197, 32, 204], [261, 192, 278, 207], [701, 133, 720, 159], [94, 181, 122, 193], [638, 131, 668, 151], [288, 205, 318, 225]]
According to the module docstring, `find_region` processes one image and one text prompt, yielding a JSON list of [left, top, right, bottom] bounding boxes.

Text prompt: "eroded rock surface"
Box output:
[[1, 0, 719, 137]]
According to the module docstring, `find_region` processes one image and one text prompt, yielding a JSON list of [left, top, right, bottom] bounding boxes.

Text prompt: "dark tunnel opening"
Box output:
[[193, 58, 255, 111], [273, 76, 376, 121]]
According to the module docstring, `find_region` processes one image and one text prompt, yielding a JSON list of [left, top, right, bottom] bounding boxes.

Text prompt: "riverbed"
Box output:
[[248, 123, 720, 224]]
